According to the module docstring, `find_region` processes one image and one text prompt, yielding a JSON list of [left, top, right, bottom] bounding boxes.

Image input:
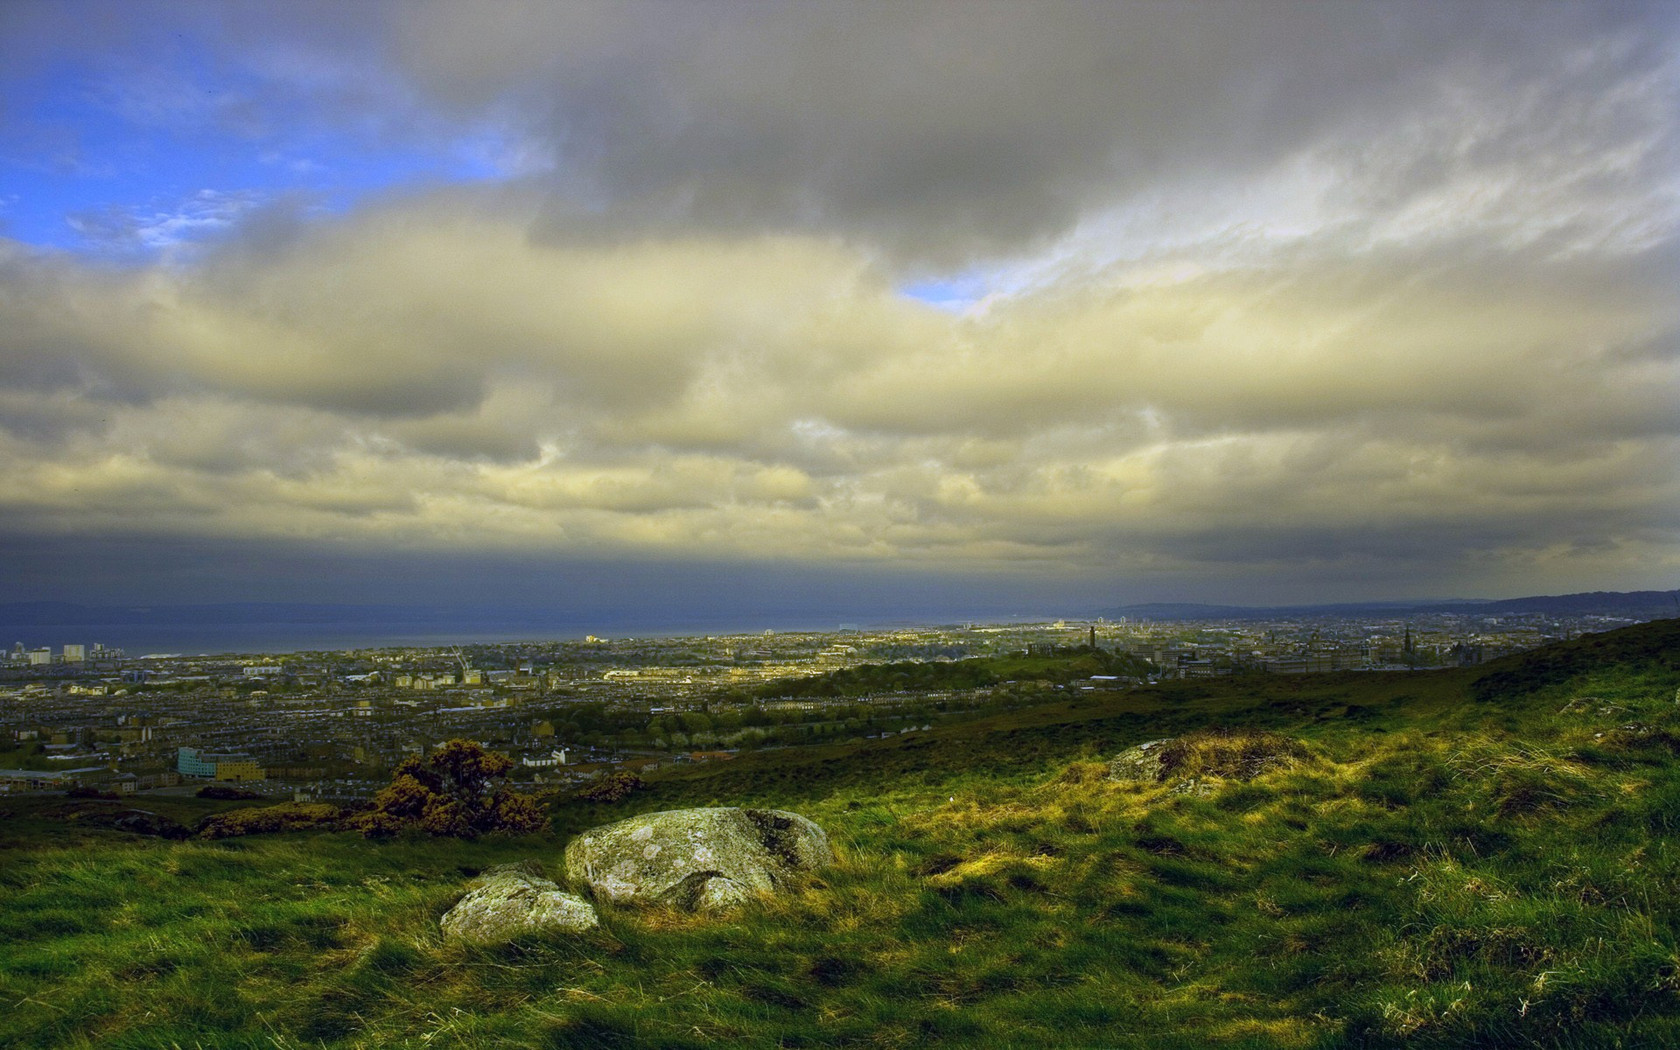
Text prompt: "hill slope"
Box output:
[[4, 620, 1679, 1049], [1103, 588, 1680, 621]]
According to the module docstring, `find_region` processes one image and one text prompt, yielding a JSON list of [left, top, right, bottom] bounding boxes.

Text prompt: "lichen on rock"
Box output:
[[1108, 730, 1307, 788], [563, 806, 833, 913], [1106, 738, 1173, 783], [440, 861, 598, 943]]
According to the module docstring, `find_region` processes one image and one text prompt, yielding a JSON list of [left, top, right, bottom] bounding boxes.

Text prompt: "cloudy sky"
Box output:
[[1, 1, 1676, 619]]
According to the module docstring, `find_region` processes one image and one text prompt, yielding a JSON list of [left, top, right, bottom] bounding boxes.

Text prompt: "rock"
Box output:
[[692, 875, 753, 913], [1106, 739, 1172, 783], [563, 807, 833, 913], [59, 805, 190, 839], [109, 809, 191, 839], [440, 861, 598, 943], [1108, 731, 1307, 787]]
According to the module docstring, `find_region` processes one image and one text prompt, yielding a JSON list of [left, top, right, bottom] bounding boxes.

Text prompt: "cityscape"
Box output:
[[1, 606, 1653, 801]]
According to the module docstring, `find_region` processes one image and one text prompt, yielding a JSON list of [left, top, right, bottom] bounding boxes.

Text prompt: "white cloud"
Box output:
[[65, 188, 270, 256]]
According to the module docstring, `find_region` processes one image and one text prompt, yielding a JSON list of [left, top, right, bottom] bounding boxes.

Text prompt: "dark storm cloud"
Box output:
[[381, 1, 1676, 261]]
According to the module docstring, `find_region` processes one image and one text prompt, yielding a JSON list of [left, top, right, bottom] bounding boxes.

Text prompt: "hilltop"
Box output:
[[1103, 588, 1680, 622], [3, 619, 1679, 1048]]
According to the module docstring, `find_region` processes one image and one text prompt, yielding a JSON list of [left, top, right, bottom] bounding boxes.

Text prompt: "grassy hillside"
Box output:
[[4, 620, 1679, 1048]]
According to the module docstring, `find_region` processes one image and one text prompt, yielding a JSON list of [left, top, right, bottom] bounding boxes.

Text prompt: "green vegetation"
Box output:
[[349, 740, 548, 838], [758, 645, 1156, 698], [4, 620, 1680, 1047], [0, 740, 58, 770]]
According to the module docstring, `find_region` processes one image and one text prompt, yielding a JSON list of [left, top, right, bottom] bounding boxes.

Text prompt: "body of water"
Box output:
[[0, 615, 1001, 657]]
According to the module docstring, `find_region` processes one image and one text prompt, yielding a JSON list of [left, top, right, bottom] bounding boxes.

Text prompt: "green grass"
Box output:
[[3, 619, 1679, 1048]]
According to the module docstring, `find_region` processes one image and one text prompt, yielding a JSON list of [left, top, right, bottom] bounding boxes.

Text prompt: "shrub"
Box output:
[[577, 769, 644, 803], [347, 740, 547, 838]]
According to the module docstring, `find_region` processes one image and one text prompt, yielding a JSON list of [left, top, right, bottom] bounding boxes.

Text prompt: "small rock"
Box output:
[[1108, 731, 1306, 786], [441, 862, 598, 943], [691, 874, 753, 913], [1106, 739, 1172, 783]]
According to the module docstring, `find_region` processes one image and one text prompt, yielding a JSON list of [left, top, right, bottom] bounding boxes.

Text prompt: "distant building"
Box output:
[[177, 747, 265, 781], [177, 747, 218, 777], [28, 648, 52, 666], [1450, 642, 1486, 666], [1182, 660, 1231, 677], [214, 758, 264, 782], [62, 644, 85, 662], [0, 768, 75, 792]]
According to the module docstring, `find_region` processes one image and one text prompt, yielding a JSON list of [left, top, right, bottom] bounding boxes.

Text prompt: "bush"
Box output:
[[577, 769, 644, 803], [347, 740, 547, 838]]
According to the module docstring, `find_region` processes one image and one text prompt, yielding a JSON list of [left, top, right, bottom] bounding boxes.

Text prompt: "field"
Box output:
[[4, 620, 1680, 1048]]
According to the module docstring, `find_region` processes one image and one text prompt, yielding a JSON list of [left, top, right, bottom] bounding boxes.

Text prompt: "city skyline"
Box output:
[[1, 1, 1677, 615]]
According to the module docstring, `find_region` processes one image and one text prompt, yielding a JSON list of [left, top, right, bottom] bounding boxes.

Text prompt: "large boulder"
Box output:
[[440, 861, 598, 943], [563, 807, 833, 913]]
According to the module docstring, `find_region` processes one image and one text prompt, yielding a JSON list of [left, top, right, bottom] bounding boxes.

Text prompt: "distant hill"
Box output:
[[1102, 588, 1680, 621], [1457, 589, 1680, 618]]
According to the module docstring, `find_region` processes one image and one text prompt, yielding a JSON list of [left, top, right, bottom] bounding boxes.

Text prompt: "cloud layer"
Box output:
[[0, 2, 1676, 604]]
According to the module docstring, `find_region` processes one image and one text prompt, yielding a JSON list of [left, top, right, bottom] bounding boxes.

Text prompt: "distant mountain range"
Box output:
[[1100, 589, 1680, 622]]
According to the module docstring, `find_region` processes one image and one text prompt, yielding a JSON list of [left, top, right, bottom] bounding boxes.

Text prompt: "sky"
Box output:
[[0, 1, 1677, 619]]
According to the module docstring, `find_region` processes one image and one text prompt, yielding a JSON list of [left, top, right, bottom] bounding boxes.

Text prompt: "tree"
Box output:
[[349, 739, 547, 838]]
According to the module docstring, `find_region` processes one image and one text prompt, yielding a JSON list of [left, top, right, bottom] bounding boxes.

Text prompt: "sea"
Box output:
[[0, 606, 1031, 657]]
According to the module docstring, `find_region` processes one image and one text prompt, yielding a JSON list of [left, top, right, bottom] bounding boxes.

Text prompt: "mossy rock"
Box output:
[[562, 807, 833, 913], [440, 861, 598, 943], [1107, 738, 1174, 782], [1109, 730, 1308, 787]]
